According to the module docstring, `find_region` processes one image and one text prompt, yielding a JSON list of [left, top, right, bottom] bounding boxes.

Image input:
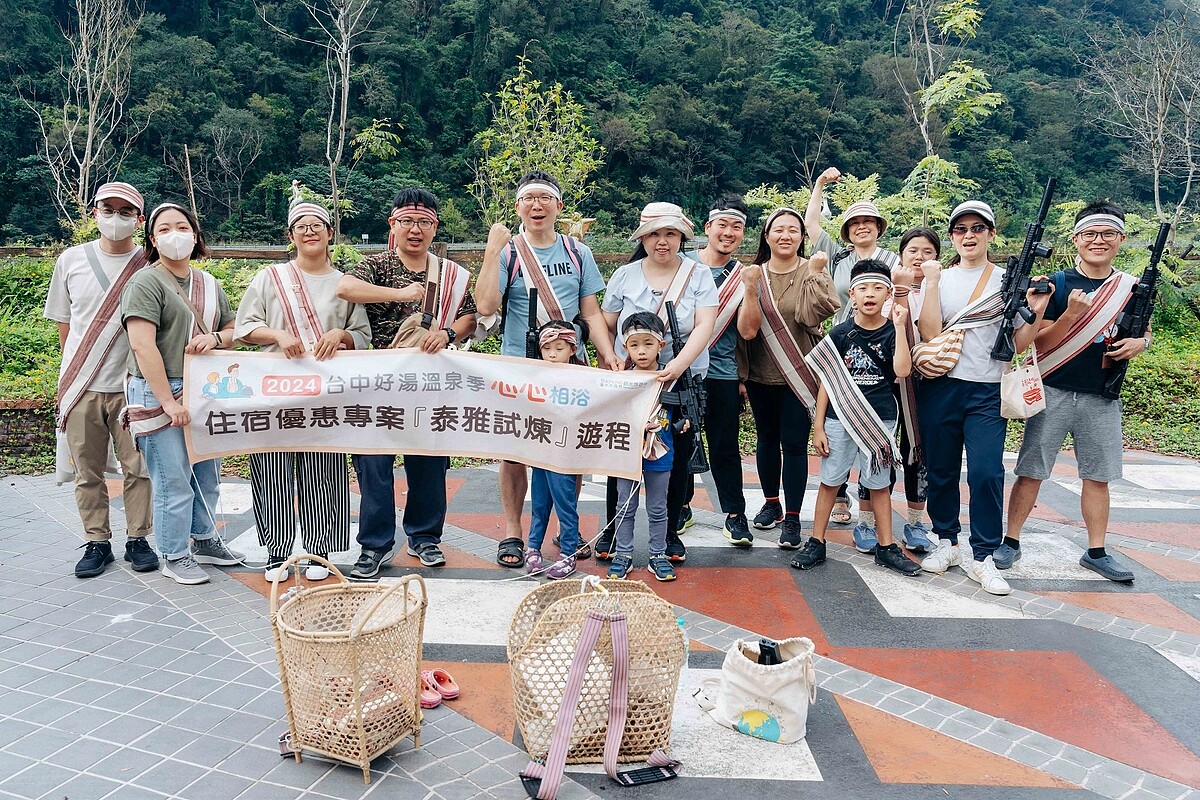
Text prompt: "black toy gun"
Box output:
[[525, 287, 539, 360], [1101, 222, 1170, 399], [662, 301, 710, 475], [991, 177, 1057, 362]]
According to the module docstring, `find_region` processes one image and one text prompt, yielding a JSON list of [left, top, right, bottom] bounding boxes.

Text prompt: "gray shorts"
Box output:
[[1014, 384, 1123, 482], [819, 418, 896, 490]]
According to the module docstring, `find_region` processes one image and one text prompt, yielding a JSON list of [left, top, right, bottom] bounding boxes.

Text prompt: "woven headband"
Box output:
[[147, 202, 190, 229], [708, 208, 747, 223], [539, 326, 578, 349], [389, 204, 438, 223], [849, 273, 893, 290], [516, 182, 562, 202], [1073, 213, 1125, 236], [622, 325, 666, 345]]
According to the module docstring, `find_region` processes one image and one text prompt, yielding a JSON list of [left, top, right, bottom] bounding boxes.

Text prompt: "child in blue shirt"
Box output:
[[608, 312, 689, 582], [525, 320, 583, 579]]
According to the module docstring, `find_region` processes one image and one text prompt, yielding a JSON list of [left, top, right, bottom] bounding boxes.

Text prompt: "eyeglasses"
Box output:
[[1075, 229, 1122, 243], [291, 223, 328, 234], [391, 217, 435, 230], [517, 195, 557, 206], [951, 223, 990, 236], [97, 207, 138, 219]]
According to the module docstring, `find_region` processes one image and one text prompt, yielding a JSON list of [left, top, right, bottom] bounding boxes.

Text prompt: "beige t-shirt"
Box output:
[[233, 264, 371, 352]]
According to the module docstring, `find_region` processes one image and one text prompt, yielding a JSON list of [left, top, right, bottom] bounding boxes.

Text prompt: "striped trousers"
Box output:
[[249, 451, 351, 559]]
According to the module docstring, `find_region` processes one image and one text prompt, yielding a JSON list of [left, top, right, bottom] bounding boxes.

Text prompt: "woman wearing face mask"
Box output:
[[121, 203, 244, 586], [736, 208, 839, 548], [595, 202, 718, 574]]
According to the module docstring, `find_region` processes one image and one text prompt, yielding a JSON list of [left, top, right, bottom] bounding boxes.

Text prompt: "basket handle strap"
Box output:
[[349, 574, 427, 638], [606, 613, 680, 786], [268, 553, 347, 616]]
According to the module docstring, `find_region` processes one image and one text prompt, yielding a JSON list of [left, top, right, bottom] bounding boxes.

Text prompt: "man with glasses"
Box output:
[[336, 187, 477, 577], [44, 182, 155, 578], [1003, 201, 1146, 582], [474, 170, 619, 568]]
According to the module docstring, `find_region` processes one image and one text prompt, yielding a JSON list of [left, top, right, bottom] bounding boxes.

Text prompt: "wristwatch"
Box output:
[[1142, 336, 1151, 351], [443, 327, 457, 344]]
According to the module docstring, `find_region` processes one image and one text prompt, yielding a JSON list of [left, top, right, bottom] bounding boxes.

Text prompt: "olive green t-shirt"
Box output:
[[120, 268, 235, 378]]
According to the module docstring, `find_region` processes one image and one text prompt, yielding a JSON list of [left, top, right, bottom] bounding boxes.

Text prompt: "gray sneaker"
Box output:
[[192, 535, 246, 566], [992, 542, 1022, 570], [163, 554, 210, 585]]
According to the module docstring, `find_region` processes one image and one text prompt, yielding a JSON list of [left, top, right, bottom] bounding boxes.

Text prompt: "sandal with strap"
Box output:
[[497, 537, 525, 568], [553, 534, 591, 560], [831, 499, 853, 525]]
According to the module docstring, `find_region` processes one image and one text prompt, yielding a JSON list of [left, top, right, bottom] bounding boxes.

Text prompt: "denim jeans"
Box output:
[[127, 376, 221, 559], [528, 468, 579, 554], [352, 453, 447, 552]]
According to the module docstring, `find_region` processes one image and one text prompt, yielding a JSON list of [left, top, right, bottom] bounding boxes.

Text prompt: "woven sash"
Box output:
[[708, 261, 744, 348], [911, 265, 1001, 379], [436, 259, 472, 330], [123, 268, 220, 437], [651, 258, 697, 323], [806, 335, 900, 473], [896, 289, 923, 464], [755, 274, 820, 408], [514, 234, 573, 327], [520, 610, 680, 799], [266, 261, 325, 348], [1037, 271, 1137, 378], [56, 246, 148, 429]]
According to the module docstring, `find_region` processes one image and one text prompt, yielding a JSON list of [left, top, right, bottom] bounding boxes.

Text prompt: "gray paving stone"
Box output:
[[231, 782, 306, 800], [175, 733, 245, 768], [133, 724, 201, 757], [309, 765, 387, 798], [420, 734, 469, 759], [175, 768, 256, 800], [1040, 757, 1091, 786], [216, 745, 280, 781], [468, 762, 517, 790], [1082, 771, 1137, 798], [475, 737, 519, 760], [452, 725, 496, 748], [131, 757, 209, 795], [409, 759, 460, 786], [40, 771, 123, 800], [170, 701, 235, 734], [434, 778, 487, 800], [0, 752, 35, 786], [3, 727, 75, 760], [44, 703, 113, 735], [259, 754, 334, 789], [0, 762, 74, 798], [92, 686, 159, 713], [90, 711, 162, 743], [11, 697, 80, 726], [42, 736, 121, 770], [129, 694, 195, 724], [89, 745, 161, 782]]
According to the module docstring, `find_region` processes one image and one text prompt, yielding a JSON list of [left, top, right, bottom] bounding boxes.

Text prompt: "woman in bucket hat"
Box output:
[[595, 202, 719, 577]]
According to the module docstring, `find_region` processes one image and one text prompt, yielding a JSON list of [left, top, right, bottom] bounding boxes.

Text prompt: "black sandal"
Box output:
[[497, 537, 526, 568], [553, 535, 592, 560]]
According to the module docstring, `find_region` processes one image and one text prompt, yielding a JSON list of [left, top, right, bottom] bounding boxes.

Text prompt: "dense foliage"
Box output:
[[0, 0, 1180, 245]]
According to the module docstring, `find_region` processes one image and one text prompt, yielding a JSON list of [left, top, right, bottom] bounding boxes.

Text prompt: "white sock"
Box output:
[[907, 508, 924, 525]]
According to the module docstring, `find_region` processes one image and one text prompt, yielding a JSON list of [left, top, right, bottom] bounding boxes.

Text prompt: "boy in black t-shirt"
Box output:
[[793, 260, 920, 575]]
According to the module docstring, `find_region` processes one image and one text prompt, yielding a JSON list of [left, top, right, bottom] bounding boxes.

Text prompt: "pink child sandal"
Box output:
[[419, 670, 443, 708], [429, 668, 460, 700]]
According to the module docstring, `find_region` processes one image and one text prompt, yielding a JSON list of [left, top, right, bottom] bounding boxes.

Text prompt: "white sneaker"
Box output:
[[264, 562, 290, 583], [304, 562, 331, 581], [964, 556, 1012, 596], [920, 539, 961, 574]]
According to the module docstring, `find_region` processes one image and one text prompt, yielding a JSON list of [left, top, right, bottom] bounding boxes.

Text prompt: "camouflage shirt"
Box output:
[[349, 250, 477, 350]]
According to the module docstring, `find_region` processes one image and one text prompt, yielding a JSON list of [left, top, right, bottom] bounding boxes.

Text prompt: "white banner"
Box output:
[[182, 350, 661, 480]]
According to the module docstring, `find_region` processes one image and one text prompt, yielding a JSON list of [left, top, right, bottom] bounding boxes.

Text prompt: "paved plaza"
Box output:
[[1, 448, 1199, 799]]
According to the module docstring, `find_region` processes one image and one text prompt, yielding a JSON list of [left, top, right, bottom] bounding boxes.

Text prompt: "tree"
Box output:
[[207, 108, 264, 216], [469, 55, 604, 226], [260, 0, 380, 240], [891, 0, 1004, 158], [24, 0, 154, 225], [1082, 16, 1200, 231]]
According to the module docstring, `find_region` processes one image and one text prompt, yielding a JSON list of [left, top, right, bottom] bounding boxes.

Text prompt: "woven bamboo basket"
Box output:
[[269, 556, 427, 783], [508, 578, 685, 765]]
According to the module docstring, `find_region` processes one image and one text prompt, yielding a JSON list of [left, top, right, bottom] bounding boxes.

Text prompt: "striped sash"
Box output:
[[805, 335, 900, 474], [1037, 271, 1137, 377], [651, 258, 698, 323], [436, 259, 472, 330], [514, 234, 572, 327], [55, 247, 148, 429], [266, 261, 325, 348], [708, 262, 745, 348], [755, 276, 820, 408], [911, 291, 1004, 378]]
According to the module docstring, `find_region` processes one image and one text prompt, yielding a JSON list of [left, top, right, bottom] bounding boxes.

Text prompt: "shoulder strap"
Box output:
[[968, 264, 995, 304], [153, 264, 212, 335], [562, 234, 586, 290], [419, 254, 440, 327], [82, 242, 112, 291]]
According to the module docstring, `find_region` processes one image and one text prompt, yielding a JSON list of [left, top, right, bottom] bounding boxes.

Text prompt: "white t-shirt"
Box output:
[[43, 242, 141, 393], [934, 263, 1023, 384]]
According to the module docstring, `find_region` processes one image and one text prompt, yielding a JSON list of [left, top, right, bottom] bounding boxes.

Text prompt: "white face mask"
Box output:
[[96, 213, 139, 241], [155, 230, 196, 261]]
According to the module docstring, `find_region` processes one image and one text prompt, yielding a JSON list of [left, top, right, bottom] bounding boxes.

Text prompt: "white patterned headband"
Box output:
[[516, 182, 562, 202], [849, 273, 893, 290], [621, 325, 666, 345], [708, 208, 747, 223], [1073, 213, 1125, 236]]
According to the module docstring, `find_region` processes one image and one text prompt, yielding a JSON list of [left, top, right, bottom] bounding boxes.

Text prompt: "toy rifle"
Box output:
[[990, 177, 1057, 362], [525, 287, 539, 359], [1101, 222, 1170, 400], [662, 301, 710, 475]]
